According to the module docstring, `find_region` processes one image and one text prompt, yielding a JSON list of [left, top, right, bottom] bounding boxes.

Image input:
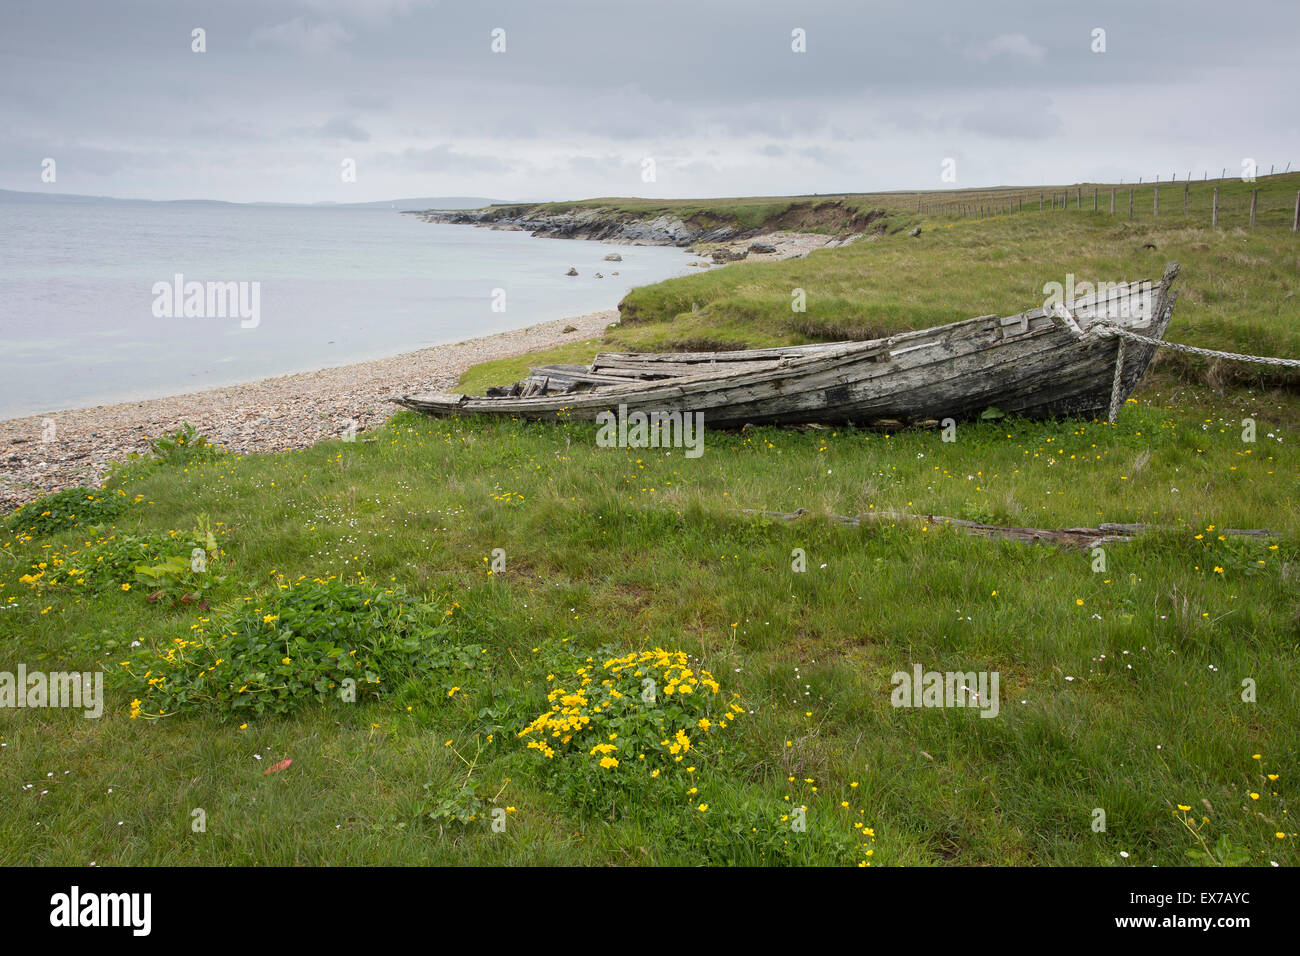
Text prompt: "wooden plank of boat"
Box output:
[[591, 343, 844, 367], [587, 358, 785, 378], [527, 366, 639, 385], [391, 264, 1180, 426]]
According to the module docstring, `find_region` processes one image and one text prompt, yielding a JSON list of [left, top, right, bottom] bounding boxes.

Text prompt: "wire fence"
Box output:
[[893, 168, 1300, 231]]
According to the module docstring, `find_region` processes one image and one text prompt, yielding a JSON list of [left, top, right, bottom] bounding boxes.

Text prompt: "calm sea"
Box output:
[[0, 198, 693, 419]]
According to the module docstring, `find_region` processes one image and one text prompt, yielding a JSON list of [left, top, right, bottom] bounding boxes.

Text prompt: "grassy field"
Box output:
[[3, 180, 1298, 867]]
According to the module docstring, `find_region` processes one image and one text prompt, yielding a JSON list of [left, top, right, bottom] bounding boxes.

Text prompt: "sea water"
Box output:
[[0, 197, 693, 419]]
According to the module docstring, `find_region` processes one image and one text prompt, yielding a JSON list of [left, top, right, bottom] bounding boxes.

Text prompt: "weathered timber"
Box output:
[[392, 264, 1181, 428], [742, 507, 1273, 549]]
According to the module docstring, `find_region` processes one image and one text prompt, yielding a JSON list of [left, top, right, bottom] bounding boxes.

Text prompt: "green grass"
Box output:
[[2, 398, 1297, 866], [4, 180, 1300, 866]]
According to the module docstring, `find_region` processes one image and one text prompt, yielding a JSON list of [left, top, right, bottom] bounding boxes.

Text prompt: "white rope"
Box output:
[[1056, 300, 1300, 424], [1092, 325, 1300, 369], [1107, 336, 1126, 424]]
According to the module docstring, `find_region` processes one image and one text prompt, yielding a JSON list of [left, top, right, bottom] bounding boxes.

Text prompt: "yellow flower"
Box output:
[[697, 803, 709, 812], [121, 583, 131, 591], [281, 657, 291, 665], [599, 756, 619, 769], [263, 614, 278, 624], [1177, 804, 1191, 812]]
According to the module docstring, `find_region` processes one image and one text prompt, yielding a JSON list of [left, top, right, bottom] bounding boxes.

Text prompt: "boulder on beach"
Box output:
[[565, 267, 578, 276], [748, 242, 777, 254], [603, 253, 622, 262], [908, 227, 922, 237]]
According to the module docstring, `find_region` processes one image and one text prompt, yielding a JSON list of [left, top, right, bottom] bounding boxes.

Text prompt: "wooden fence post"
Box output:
[[1093, 187, 1098, 211], [1076, 187, 1081, 209], [1128, 188, 1134, 218], [1293, 190, 1299, 231], [1212, 187, 1218, 227], [1249, 189, 1257, 228], [1110, 188, 1115, 214], [1183, 182, 1189, 215], [1153, 185, 1159, 216]]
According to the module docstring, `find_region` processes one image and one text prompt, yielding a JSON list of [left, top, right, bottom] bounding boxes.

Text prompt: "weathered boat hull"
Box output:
[[393, 263, 1179, 428]]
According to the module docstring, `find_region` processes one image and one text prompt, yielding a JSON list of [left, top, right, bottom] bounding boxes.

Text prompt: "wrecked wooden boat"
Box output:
[[391, 262, 1180, 428]]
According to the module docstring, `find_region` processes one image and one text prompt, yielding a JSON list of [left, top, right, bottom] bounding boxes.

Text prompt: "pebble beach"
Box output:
[[0, 310, 615, 511]]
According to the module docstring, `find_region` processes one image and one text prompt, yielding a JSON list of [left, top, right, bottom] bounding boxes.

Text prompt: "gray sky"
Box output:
[[3, 0, 1298, 203]]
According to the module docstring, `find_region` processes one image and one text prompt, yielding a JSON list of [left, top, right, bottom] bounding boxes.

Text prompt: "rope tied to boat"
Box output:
[[1090, 324, 1300, 370], [1106, 335, 1127, 425], [1055, 303, 1300, 423]]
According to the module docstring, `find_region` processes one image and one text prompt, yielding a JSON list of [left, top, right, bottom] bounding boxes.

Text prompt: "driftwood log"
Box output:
[[742, 507, 1273, 550]]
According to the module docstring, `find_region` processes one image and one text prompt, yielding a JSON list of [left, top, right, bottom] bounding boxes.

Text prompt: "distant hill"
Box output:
[[0, 189, 499, 211], [309, 197, 498, 210]]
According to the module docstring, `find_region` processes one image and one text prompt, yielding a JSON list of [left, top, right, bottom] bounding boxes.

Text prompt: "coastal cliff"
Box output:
[[406, 198, 889, 246]]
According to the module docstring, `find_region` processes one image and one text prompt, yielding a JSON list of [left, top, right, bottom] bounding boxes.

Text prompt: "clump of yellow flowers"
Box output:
[[519, 648, 741, 777]]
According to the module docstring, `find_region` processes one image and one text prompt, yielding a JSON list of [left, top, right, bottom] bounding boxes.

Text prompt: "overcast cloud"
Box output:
[[2, 0, 1297, 202]]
